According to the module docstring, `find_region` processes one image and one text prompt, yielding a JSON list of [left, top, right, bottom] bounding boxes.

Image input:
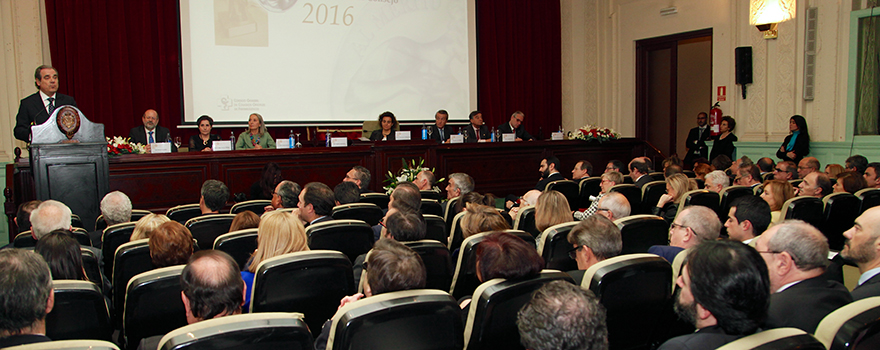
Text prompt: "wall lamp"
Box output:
[[749, 0, 796, 39]]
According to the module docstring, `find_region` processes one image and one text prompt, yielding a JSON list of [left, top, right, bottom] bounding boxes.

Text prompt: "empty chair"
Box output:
[[403, 239, 454, 291], [306, 220, 374, 263], [95, 209, 152, 232], [100, 222, 137, 278], [70, 214, 84, 229], [814, 296, 880, 350], [331, 203, 384, 226], [359, 193, 390, 210], [582, 254, 672, 350], [545, 180, 580, 211], [681, 189, 721, 215], [46, 280, 113, 341], [822, 192, 860, 251], [156, 313, 313, 350], [123, 265, 187, 350], [230, 199, 271, 216], [185, 214, 236, 250], [578, 177, 602, 209], [512, 206, 539, 238], [12, 231, 36, 248], [3, 340, 120, 350], [609, 184, 642, 215], [443, 196, 461, 227], [537, 222, 579, 272], [421, 199, 444, 216], [857, 188, 880, 213], [614, 215, 670, 254], [715, 328, 824, 350], [326, 290, 463, 350], [421, 189, 444, 200], [464, 271, 574, 350], [423, 214, 448, 244], [250, 251, 354, 336], [779, 196, 824, 230], [641, 181, 667, 215], [213, 229, 258, 269], [112, 239, 154, 327], [166, 204, 201, 225]]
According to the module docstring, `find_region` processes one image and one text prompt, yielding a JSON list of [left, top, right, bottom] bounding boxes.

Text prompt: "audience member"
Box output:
[[333, 181, 361, 205], [833, 171, 867, 194], [756, 220, 851, 333], [536, 156, 564, 191], [566, 215, 622, 284], [92, 191, 132, 247], [845, 155, 869, 175], [148, 221, 194, 268], [355, 210, 426, 286], [841, 206, 880, 300], [724, 196, 771, 244], [825, 164, 845, 179], [240, 210, 309, 310], [229, 211, 260, 232], [797, 172, 831, 198], [35, 231, 86, 281], [461, 204, 510, 240], [199, 179, 229, 214], [535, 190, 573, 246], [664, 164, 683, 179], [774, 161, 797, 181], [343, 166, 371, 193], [30, 200, 72, 239], [736, 164, 762, 187], [0, 249, 54, 347], [628, 158, 651, 188], [703, 170, 729, 193], [517, 280, 608, 350], [761, 180, 795, 223], [653, 173, 689, 223], [594, 192, 631, 222], [414, 170, 437, 191], [296, 182, 335, 226], [389, 182, 421, 213], [130, 213, 170, 241], [445, 172, 474, 201], [798, 157, 820, 179], [649, 206, 721, 263], [605, 160, 624, 173], [693, 163, 713, 180], [571, 160, 593, 180], [662, 155, 683, 172], [460, 232, 544, 310], [509, 190, 540, 218], [658, 240, 770, 350], [14, 200, 41, 235], [265, 180, 301, 212], [710, 155, 733, 174], [250, 162, 283, 200], [576, 171, 624, 219], [757, 157, 775, 176], [459, 192, 496, 216], [864, 162, 880, 188]]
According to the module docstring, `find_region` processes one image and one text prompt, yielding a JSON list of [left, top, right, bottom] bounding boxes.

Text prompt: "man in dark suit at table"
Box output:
[[14, 65, 77, 143], [497, 111, 533, 141], [535, 156, 565, 191], [682, 112, 710, 167], [430, 110, 455, 143], [463, 110, 490, 143], [129, 109, 176, 152]]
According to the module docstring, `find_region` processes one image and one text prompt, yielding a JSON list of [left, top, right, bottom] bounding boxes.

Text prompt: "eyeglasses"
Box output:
[[670, 222, 691, 231], [774, 168, 785, 172], [568, 245, 584, 259], [755, 250, 781, 255], [378, 220, 386, 228]]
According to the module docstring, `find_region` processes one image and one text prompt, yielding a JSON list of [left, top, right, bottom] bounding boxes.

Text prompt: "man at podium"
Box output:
[[14, 65, 77, 142]]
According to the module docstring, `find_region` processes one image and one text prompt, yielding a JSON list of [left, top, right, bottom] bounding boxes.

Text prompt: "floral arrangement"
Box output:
[[106, 136, 146, 155], [383, 157, 444, 194], [573, 125, 621, 143]]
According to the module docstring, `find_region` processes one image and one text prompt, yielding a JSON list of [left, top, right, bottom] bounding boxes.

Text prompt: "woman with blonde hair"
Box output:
[[235, 113, 276, 150], [761, 180, 796, 223], [653, 173, 689, 223], [534, 190, 573, 250], [240, 210, 309, 310], [229, 211, 261, 232], [460, 204, 510, 240], [130, 213, 171, 241]]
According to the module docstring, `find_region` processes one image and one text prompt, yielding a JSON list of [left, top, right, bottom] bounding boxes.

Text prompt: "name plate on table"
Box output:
[[502, 133, 515, 142], [395, 131, 411, 140], [449, 134, 464, 144], [213, 140, 233, 151], [276, 139, 291, 148], [330, 137, 348, 147], [551, 132, 564, 140], [150, 142, 171, 153]]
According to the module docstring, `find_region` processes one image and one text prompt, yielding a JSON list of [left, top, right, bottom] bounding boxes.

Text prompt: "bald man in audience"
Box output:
[[0, 249, 54, 347], [199, 179, 229, 214], [628, 158, 652, 188], [137, 250, 245, 350], [757, 157, 776, 178], [774, 161, 798, 181], [864, 163, 880, 189], [649, 206, 721, 263], [703, 170, 729, 193], [264, 180, 301, 212], [798, 157, 820, 179], [91, 190, 132, 247], [414, 170, 436, 191], [756, 220, 851, 333], [594, 192, 630, 222], [797, 172, 831, 198], [724, 196, 771, 245], [566, 215, 622, 285], [841, 206, 880, 300]]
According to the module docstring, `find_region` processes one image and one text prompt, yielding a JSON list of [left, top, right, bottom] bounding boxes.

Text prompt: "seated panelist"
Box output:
[[464, 110, 490, 143], [497, 111, 533, 141], [189, 115, 221, 152], [235, 113, 276, 150], [369, 111, 397, 141], [130, 109, 176, 152]]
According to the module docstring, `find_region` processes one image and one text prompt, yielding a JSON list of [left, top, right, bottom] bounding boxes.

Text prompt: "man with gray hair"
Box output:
[[91, 191, 132, 247], [199, 179, 229, 214], [265, 180, 301, 212], [0, 249, 54, 347], [30, 200, 73, 240], [703, 170, 729, 193], [517, 280, 608, 350], [755, 220, 851, 333], [343, 166, 371, 193], [595, 192, 631, 222], [649, 205, 721, 263], [497, 111, 534, 141], [774, 161, 798, 181], [445, 172, 474, 200], [566, 215, 622, 284], [414, 170, 436, 191]]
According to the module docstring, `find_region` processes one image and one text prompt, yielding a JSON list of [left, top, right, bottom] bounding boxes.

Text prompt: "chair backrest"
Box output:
[[46, 280, 112, 341], [614, 214, 670, 254], [649, 172, 665, 181], [789, 179, 804, 188], [306, 220, 374, 262], [545, 180, 580, 211], [124, 265, 187, 350], [512, 206, 539, 238], [166, 204, 202, 224], [101, 222, 137, 279], [683, 170, 696, 178], [582, 254, 673, 350], [641, 180, 668, 214], [822, 192, 860, 251], [537, 222, 579, 272], [719, 186, 754, 217], [609, 184, 642, 215], [423, 214, 448, 244], [857, 188, 880, 214], [213, 229, 258, 269], [71, 214, 84, 229], [403, 239, 455, 291], [681, 189, 721, 214], [95, 209, 153, 232], [780, 196, 824, 229], [68, 228, 91, 247], [359, 193, 390, 210], [327, 290, 463, 350], [578, 177, 603, 209], [80, 248, 103, 289], [753, 183, 765, 196], [670, 248, 689, 292], [112, 239, 154, 328], [443, 196, 461, 225], [12, 231, 36, 248], [251, 250, 355, 337], [447, 211, 467, 251], [420, 198, 444, 216], [716, 328, 824, 350], [464, 271, 575, 350], [503, 229, 537, 250], [229, 199, 271, 216], [331, 203, 384, 226], [450, 232, 489, 299], [421, 189, 444, 200], [815, 296, 880, 350], [4, 340, 119, 350], [185, 214, 236, 250], [157, 312, 313, 350]]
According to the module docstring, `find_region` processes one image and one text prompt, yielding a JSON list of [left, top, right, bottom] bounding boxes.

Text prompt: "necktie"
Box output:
[[439, 128, 444, 139], [47, 97, 55, 115], [148, 131, 154, 143]]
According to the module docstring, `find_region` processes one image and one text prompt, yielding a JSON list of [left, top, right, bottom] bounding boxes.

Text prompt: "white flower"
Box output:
[[397, 175, 407, 182]]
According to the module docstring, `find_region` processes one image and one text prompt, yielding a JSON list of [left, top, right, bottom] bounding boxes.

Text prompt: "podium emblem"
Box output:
[[55, 106, 81, 140]]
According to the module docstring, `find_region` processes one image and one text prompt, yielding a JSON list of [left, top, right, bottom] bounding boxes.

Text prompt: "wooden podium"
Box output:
[[29, 105, 107, 231]]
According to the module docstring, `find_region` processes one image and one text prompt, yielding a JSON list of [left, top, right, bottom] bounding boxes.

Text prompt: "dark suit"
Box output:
[[633, 174, 652, 189], [764, 276, 852, 333], [129, 125, 177, 151], [776, 132, 810, 163], [463, 125, 489, 143], [852, 273, 880, 301], [0, 334, 52, 348], [430, 125, 454, 142], [683, 126, 710, 165], [14, 92, 77, 142], [535, 172, 565, 191], [497, 122, 533, 141], [658, 325, 743, 350], [306, 215, 333, 229], [648, 245, 685, 263], [138, 335, 161, 350], [369, 129, 395, 141]]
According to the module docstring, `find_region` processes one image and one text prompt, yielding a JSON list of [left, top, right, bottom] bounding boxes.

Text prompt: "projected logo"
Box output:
[[220, 96, 234, 111], [258, 0, 297, 12]]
